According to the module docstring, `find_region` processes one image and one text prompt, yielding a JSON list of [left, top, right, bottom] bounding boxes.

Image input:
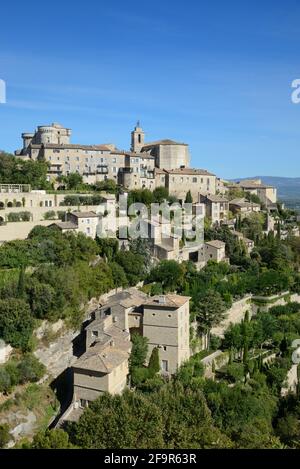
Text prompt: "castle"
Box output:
[[15, 122, 217, 201]]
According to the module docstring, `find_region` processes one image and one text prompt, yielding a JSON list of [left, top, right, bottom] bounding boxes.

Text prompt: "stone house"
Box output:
[[142, 294, 190, 375], [199, 194, 229, 225], [198, 240, 228, 264], [229, 198, 261, 217]]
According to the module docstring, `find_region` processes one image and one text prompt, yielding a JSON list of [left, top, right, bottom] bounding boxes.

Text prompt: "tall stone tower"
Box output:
[[131, 121, 145, 153]]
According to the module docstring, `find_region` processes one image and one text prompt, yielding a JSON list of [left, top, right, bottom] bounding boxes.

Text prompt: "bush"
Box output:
[[17, 354, 45, 383], [226, 363, 245, 382], [43, 211, 56, 220], [0, 424, 10, 448]]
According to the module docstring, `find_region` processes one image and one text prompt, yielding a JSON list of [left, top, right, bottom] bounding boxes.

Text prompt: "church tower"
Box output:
[[131, 121, 145, 153]]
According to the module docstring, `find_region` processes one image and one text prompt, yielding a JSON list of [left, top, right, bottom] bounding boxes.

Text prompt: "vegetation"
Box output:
[[0, 152, 50, 190]]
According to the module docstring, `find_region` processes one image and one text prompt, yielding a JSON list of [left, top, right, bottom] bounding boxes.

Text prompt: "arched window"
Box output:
[[138, 134, 141, 143]]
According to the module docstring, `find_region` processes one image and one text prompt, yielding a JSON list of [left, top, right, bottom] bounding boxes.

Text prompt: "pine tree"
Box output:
[[17, 266, 26, 298], [148, 347, 160, 376]]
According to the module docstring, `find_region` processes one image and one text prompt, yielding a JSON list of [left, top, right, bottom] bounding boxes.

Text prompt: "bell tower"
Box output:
[[130, 121, 145, 153]]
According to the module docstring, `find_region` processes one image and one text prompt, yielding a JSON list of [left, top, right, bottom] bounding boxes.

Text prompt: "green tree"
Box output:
[[0, 424, 10, 448], [31, 429, 73, 449], [195, 290, 227, 349], [185, 190, 193, 204], [0, 299, 34, 350], [148, 347, 160, 377], [129, 333, 149, 370]]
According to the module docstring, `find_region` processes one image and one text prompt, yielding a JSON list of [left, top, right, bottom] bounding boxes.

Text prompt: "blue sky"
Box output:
[[1, 0, 300, 178]]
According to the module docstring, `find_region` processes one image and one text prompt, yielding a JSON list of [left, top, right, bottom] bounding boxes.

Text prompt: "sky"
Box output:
[[1, 0, 300, 178]]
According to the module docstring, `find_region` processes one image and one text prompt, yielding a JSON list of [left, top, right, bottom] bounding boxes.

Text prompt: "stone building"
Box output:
[[163, 168, 217, 201], [229, 198, 261, 217], [143, 294, 190, 374], [199, 194, 229, 225], [198, 240, 228, 265], [72, 314, 131, 409], [51, 211, 99, 238], [62, 289, 191, 422], [227, 179, 277, 207], [15, 122, 192, 190]]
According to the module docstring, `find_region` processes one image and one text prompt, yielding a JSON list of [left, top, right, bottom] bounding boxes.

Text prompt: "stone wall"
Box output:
[[211, 295, 252, 338]]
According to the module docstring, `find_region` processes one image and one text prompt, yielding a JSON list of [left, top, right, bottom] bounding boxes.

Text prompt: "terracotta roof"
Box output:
[[144, 294, 190, 308], [75, 323, 131, 374], [165, 167, 215, 176], [142, 139, 188, 148], [30, 143, 111, 151]]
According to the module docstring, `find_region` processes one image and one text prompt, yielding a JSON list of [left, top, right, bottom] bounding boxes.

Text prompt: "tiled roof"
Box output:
[[70, 211, 98, 218], [144, 294, 190, 308], [51, 221, 78, 230], [205, 240, 226, 249], [142, 139, 188, 148], [30, 143, 111, 151], [165, 168, 215, 176]]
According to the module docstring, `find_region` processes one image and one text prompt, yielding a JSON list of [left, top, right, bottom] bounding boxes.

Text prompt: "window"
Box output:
[[152, 313, 156, 317], [86, 227, 91, 235], [112, 158, 116, 163], [192, 177, 197, 183], [168, 314, 172, 318], [163, 346, 167, 351], [80, 399, 89, 408], [161, 360, 168, 372], [113, 167, 117, 173], [91, 330, 98, 338], [77, 157, 80, 161], [138, 134, 141, 143]]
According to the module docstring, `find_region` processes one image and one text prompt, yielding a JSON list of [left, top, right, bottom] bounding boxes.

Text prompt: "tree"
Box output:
[[0, 299, 34, 350], [195, 290, 227, 349], [148, 347, 160, 377], [63, 172, 83, 190], [152, 186, 169, 203], [17, 266, 26, 298], [129, 333, 149, 370], [148, 260, 185, 292], [31, 429, 73, 449], [17, 354, 45, 383], [110, 262, 128, 289], [69, 391, 164, 449], [0, 424, 10, 448], [185, 190, 193, 204]]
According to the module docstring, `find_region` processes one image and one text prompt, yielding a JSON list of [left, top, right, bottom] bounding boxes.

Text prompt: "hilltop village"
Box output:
[[0, 122, 300, 448]]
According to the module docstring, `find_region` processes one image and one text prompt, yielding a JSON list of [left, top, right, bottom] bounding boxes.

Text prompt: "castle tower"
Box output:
[[130, 121, 145, 153]]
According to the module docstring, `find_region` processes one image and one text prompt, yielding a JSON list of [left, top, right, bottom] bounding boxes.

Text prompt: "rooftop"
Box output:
[[144, 294, 190, 308], [229, 198, 260, 208], [30, 143, 111, 151], [142, 139, 188, 148], [165, 167, 215, 176], [70, 211, 98, 218], [51, 221, 78, 230], [205, 240, 226, 249], [202, 194, 228, 203]]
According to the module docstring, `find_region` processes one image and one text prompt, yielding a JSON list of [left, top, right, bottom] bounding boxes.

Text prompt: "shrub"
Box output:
[[43, 210, 56, 220]]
